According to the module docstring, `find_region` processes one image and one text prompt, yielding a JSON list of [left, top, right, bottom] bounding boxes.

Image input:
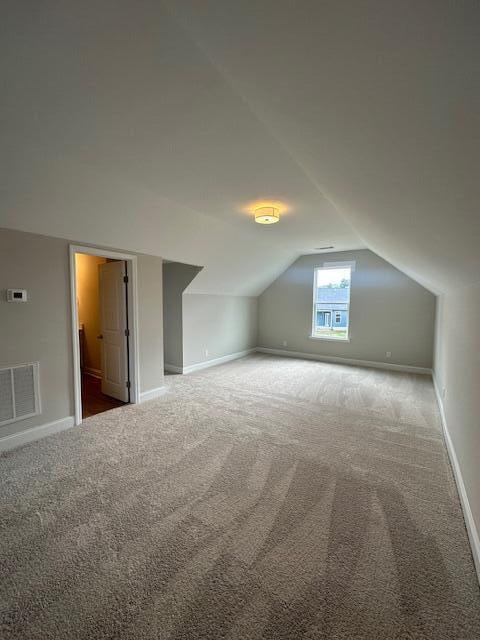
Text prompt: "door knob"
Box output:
[[97, 334, 103, 340]]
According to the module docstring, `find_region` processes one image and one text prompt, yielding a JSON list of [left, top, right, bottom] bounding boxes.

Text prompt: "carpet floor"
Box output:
[[1, 354, 479, 639]]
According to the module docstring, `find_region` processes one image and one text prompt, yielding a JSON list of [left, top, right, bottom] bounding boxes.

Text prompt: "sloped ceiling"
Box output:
[[1, 1, 479, 295]]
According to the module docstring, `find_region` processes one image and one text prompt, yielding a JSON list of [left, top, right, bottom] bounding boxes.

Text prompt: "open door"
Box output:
[[98, 261, 129, 402]]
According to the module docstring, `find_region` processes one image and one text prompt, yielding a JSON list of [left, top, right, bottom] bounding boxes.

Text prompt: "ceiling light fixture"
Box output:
[[254, 206, 280, 224]]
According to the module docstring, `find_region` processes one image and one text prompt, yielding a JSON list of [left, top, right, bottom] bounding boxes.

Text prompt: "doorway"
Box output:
[[317, 310, 332, 328], [70, 246, 140, 424]]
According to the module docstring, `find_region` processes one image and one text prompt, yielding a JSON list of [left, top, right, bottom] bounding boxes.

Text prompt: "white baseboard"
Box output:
[[256, 347, 432, 375], [432, 375, 480, 584], [0, 416, 75, 454], [164, 363, 183, 374], [83, 367, 102, 379], [139, 386, 168, 402], [183, 348, 256, 375]]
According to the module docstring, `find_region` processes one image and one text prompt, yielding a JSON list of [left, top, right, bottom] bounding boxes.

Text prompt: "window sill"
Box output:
[[308, 335, 351, 343]]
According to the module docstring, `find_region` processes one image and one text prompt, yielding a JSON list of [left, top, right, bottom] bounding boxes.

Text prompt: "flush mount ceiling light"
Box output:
[[254, 206, 280, 224]]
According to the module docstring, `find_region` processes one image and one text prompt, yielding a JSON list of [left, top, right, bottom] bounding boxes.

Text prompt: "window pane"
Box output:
[[313, 267, 350, 340]]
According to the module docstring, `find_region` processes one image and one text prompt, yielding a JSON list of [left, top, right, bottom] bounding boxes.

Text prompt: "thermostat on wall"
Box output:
[[7, 289, 28, 302]]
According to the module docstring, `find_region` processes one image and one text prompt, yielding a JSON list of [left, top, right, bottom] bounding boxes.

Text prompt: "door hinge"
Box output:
[[126, 380, 131, 389], [123, 275, 129, 283], [124, 328, 130, 337]]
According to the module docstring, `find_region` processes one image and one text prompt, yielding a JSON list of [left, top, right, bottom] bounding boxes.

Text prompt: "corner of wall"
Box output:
[[432, 373, 480, 584]]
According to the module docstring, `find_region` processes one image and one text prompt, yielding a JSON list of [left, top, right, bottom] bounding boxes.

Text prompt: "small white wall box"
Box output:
[[7, 289, 28, 302]]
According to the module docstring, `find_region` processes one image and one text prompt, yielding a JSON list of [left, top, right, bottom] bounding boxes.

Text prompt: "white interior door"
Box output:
[[98, 261, 129, 402]]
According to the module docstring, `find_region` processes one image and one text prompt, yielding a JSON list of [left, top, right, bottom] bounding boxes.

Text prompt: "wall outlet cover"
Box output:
[[7, 289, 28, 302]]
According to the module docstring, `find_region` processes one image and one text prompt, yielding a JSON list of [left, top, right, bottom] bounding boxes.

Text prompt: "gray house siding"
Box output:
[[316, 307, 348, 329], [314, 288, 349, 330]]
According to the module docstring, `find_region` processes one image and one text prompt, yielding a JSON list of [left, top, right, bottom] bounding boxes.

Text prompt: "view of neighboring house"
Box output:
[[314, 286, 349, 338], [313, 265, 351, 340]]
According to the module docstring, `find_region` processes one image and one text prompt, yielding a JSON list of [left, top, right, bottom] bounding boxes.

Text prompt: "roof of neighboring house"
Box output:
[[315, 287, 350, 303]]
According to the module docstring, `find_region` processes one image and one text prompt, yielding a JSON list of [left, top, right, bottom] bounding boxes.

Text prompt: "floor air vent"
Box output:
[[0, 363, 40, 426]]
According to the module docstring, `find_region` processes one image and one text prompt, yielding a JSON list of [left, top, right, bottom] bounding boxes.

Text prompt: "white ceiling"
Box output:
[[1, 1, 479, 295]]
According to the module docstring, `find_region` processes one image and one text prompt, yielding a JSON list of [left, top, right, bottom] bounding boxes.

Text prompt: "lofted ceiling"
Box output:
[[1, 1, 479, 295]]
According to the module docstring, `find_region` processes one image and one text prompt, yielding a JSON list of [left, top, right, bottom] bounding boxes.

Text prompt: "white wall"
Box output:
[[182, 294, 258, 367], [1, 230, 73, 437], [434, 283, 480, 572], [258, 249, 436, 369], [163, 262, 201, 368], [0, 228, 165, 438], [136, 254, 165, 393]]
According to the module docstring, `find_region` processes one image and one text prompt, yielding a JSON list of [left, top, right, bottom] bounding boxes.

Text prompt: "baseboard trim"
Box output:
[[183, 348, 256, 375], [0, 416, 75, 454], [83, 367, 102, 379], [256, 347, 432, 375], [139, 386, 168, 402], [164, 363, 183, 374], [432, 375, 480, 584]]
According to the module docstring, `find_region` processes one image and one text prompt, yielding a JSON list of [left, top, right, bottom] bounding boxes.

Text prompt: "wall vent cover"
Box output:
[[0, 363, 40, 426]]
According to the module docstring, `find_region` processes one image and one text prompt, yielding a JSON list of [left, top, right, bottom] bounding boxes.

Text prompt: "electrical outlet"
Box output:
[[386, 351, 391, 358], [282, 340, 288, 347]]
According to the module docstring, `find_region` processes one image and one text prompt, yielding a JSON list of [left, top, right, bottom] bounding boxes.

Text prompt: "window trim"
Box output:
[[308, 334, 351, 343], [310, 265, 352, 342], [323, 260, 356, 271]]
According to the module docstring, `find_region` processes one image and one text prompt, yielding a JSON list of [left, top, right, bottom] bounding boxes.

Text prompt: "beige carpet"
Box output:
[[1, 354, 479, 639]]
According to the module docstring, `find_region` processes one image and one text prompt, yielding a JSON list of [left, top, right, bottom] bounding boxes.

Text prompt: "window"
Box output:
[[311, 265, 351, 341]]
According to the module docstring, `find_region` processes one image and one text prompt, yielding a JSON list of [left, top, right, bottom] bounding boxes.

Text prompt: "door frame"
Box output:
[[69, 244, 140, 425]]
